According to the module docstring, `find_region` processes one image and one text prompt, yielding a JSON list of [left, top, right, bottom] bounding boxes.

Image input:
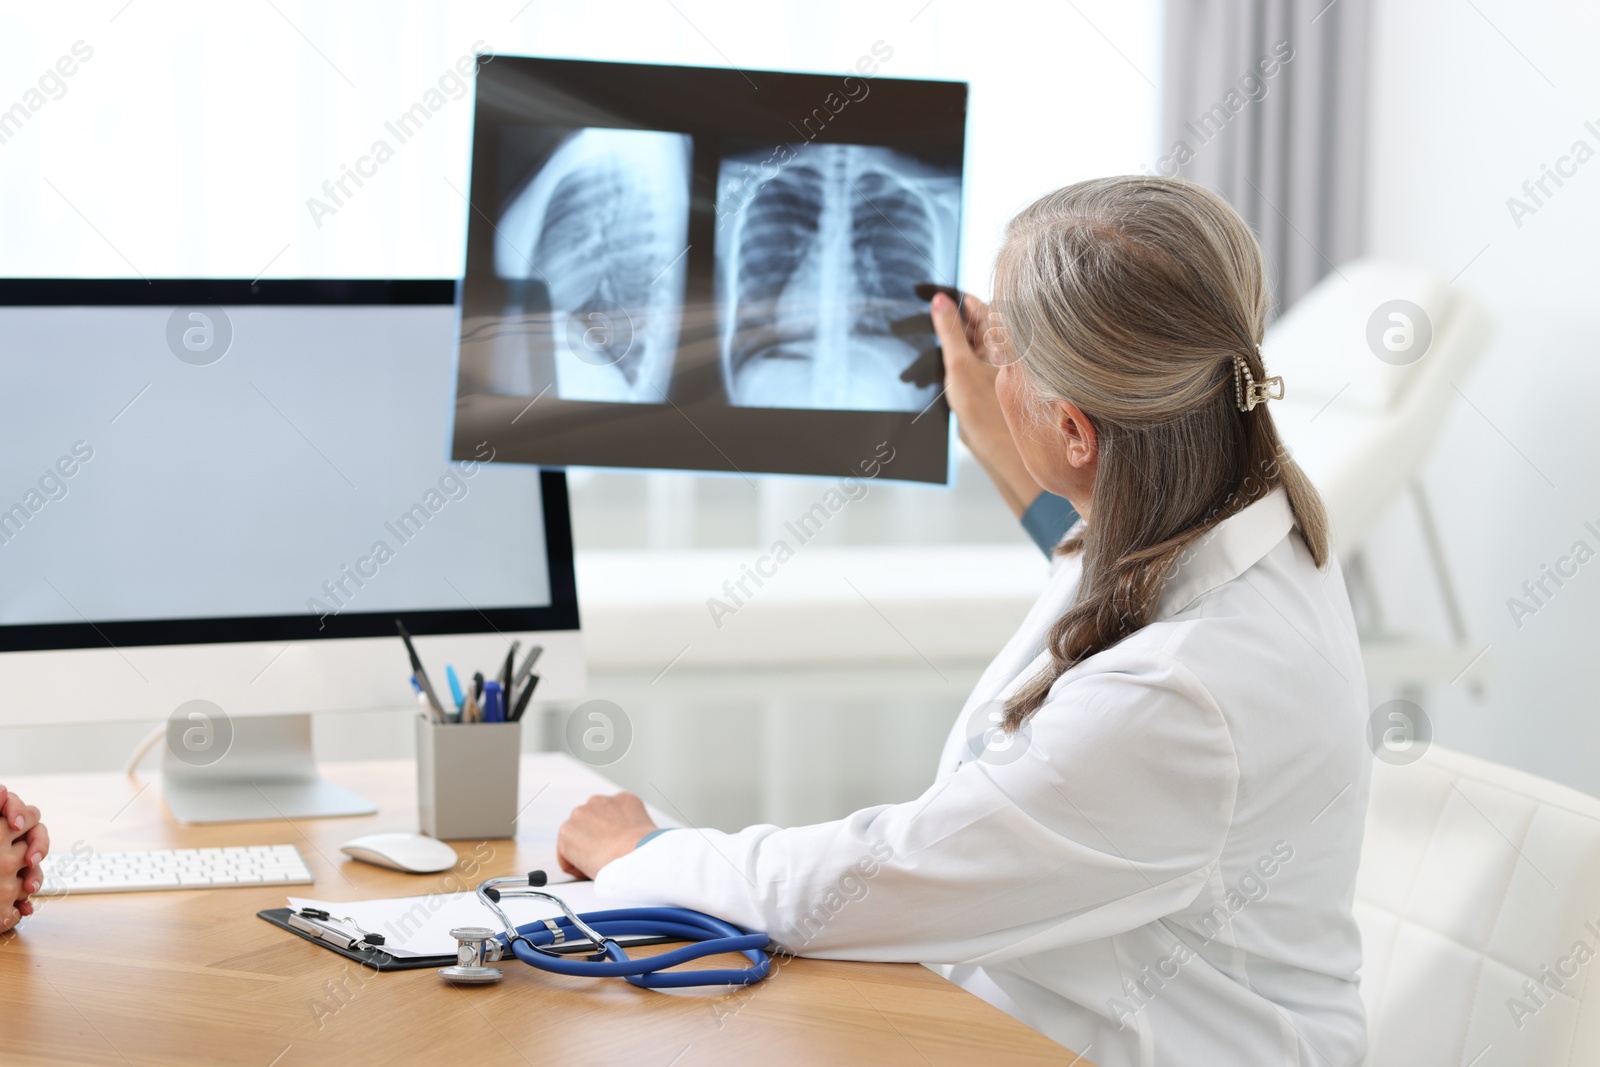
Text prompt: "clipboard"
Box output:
[[258, 908, 448, 971], [258, 907, 677, 971]]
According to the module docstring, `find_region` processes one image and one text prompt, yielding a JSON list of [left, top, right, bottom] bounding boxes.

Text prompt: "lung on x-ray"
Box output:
[[715, 144, 959, 412], [489, 127, 691, 404]]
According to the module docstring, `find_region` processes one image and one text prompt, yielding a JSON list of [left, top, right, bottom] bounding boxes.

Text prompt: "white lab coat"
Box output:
[[596, 488, 1371, 1067]]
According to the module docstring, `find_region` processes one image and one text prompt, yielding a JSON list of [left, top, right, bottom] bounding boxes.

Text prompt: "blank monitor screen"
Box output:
[[0, 280, 576, 653]]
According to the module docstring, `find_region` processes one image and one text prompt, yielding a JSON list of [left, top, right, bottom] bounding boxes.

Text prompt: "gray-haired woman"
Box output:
[[559, 176, 1368, 1067]]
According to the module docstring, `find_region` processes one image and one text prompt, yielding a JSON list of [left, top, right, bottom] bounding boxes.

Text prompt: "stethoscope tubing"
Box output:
[[499, 907, 771, 987]]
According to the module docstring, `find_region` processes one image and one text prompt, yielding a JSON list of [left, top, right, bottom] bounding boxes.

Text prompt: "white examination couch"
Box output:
[[1359, 746, 1600, 1066]]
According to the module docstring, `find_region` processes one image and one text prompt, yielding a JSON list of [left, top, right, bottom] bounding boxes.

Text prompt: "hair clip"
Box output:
[[1233, 351, 1283, 413]]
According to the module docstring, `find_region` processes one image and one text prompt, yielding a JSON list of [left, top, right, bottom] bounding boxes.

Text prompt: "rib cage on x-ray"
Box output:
[[716, 144, 959, 411], [487, 128, 692, 404]]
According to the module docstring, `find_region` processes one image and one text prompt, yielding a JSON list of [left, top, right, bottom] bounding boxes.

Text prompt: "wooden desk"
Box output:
[[0, 755, 1084, 1066]]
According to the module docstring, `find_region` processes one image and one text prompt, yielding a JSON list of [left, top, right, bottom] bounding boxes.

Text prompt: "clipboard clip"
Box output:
[[287, 907, 387, 952]]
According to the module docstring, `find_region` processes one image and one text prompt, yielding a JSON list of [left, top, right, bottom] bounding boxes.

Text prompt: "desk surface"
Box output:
[[0, 755, 1083, 1066]]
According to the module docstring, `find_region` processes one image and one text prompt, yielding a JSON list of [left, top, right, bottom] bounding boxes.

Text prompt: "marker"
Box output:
[[445, 666, 466, 712], [483, 680, 505, 723]]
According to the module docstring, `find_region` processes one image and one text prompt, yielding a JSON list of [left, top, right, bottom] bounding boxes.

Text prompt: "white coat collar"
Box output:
[[940, 488, 1298, 776], [1153, 487, 1296, 621]]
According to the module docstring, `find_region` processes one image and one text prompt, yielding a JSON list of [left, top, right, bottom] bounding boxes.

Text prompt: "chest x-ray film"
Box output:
[[454, 56, 966, 483], [717, 144, 959, 411], [489, 127, 692, 404]]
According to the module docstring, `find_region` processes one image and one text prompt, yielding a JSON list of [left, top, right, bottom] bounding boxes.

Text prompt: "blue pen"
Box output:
[[445, 665, 466, 711], [482, 680, 505, 723]]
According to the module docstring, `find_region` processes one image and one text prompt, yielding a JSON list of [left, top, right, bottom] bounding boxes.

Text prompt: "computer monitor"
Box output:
[[0, 279, 583, 822]]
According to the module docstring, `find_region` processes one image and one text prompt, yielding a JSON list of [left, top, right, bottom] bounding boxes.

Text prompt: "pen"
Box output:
[[462, 685, 481, 723], [500, 641, 519, 703], [396, 621, 446, 722], [445, 665, 466, 712], [512, 644, 544, 690], [472, 671, 485, 705], [429, 676, 463, 724], [422, 675, 460, 726], [508, 673, 539, 722], [483, 680, 505, 723]]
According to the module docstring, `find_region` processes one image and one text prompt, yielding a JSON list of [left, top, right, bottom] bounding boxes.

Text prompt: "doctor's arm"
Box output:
[[574, 661, 1238, 964], [929, 293, 1078, 556]]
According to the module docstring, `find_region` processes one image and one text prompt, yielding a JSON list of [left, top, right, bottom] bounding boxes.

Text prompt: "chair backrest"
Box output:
[[1358, 744, 1600, 1065]]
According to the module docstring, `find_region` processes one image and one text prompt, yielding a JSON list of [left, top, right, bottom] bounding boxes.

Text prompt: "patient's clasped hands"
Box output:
[[0, 785, 49, 934]]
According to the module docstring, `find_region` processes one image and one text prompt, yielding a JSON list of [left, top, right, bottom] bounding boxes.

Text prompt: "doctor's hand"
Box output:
[[556, 792, 660, 881], [0, 785, 48, 933], [929, 291, 1045, 519]]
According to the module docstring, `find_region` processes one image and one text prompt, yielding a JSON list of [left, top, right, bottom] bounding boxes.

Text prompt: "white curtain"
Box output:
[[1160, 0, 1371, 312]]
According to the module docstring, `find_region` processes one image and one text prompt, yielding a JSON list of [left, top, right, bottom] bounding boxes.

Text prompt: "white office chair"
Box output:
[[1263, 259, 1495, 693], [1357, 745, 1600, 1065]]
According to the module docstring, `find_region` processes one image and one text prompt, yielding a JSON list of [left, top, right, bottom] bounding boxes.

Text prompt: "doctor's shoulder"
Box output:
[[1021, 647, 1242, 835], [1123, 565, 1368, 772], [1037, 641, 1232, 744], [1034, 608, 1318, 746]]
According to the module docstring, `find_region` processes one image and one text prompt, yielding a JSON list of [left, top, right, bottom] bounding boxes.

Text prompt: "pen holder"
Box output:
[[415, 715, 522, 840]]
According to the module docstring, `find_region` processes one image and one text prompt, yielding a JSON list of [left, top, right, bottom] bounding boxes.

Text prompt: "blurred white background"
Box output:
[[1356, 0, 1600, 796], [3, 0, 1597, 829], [0, 0, 1160, 828]]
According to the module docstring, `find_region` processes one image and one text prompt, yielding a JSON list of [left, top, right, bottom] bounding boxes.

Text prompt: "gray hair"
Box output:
[[995, 175, 1329, 729]]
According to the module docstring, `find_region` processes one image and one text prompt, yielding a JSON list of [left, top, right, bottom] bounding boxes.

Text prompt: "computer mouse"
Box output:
[[339, 832, 458, 874]]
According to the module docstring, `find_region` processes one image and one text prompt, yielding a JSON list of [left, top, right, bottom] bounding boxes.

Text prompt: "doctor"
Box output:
[[558, 176, 1370, 1067]]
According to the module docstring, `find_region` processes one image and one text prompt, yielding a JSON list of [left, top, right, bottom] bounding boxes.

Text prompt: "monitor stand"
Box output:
[[161, 712, 378, 824]]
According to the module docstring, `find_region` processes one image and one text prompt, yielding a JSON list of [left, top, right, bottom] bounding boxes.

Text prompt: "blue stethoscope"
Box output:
[[439, 871, 771, 988]]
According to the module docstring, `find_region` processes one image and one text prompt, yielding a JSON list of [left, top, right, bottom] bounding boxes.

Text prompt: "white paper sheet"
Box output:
[[289, 880, 612, 958]]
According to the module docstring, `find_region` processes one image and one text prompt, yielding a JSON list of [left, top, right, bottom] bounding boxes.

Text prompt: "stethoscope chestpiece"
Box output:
[[439, 926, 504, 985]]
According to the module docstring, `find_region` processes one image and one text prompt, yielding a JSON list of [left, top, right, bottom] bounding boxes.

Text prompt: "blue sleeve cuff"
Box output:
[[636, 828, 676, 849], [1020, 491, 1080, 557]]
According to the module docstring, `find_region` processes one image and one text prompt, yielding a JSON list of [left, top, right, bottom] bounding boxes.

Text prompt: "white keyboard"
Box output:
[[38, 844, 314, 894]]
